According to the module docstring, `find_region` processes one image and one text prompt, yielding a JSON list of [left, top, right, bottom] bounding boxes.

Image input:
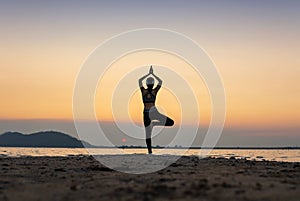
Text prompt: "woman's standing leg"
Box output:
[[143, 111, 153, 154], [145, 126, 153, 154]]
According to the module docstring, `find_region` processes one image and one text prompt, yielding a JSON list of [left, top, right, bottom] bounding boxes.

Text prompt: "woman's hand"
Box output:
[[149, 66, 153, 74]]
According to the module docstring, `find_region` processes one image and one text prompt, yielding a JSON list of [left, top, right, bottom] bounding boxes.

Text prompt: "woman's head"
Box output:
[[146, 77, 154, 89]]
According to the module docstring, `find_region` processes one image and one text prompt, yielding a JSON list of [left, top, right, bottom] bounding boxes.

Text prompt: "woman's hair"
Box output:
[[146, 77, 154, 85]]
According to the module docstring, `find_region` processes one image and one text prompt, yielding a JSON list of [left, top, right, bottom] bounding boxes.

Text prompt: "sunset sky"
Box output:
[[1, 1, 299, 146]]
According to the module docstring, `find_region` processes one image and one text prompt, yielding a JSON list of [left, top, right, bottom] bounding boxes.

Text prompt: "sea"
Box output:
[[0, 147, 300, 162]]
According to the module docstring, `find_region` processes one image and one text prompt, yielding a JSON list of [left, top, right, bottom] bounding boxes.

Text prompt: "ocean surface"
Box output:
[[0, 147, 300, 162]]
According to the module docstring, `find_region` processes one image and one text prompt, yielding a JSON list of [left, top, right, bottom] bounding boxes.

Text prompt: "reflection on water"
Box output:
[[0, 147, 300, 162]]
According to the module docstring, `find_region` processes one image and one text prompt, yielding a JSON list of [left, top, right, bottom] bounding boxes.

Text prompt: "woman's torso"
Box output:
[[142, 89, 157, 109]]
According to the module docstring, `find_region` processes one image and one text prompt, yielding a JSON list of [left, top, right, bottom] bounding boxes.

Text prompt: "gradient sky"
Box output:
[[1, 1, 299, 146]]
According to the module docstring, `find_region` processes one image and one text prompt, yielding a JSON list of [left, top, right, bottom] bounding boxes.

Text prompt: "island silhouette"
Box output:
[[0, 131, 93, 148]]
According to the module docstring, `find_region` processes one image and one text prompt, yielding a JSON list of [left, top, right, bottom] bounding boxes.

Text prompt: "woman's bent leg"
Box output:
[[152, 110, 174, 127], [143, 109, 174, 154]]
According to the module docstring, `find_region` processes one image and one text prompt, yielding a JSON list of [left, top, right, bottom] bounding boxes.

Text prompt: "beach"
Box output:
[[0, 155, 299, 201]]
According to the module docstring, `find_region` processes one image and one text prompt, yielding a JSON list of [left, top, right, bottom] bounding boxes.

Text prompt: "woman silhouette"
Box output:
[[138, 66, 174, 154]]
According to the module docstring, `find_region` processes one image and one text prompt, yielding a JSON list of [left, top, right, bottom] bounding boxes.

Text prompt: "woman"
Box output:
[[138, 66, 174, 154]]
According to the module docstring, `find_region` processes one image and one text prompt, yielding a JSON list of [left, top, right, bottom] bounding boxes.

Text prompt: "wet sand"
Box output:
[[0, 155, 299, 201]]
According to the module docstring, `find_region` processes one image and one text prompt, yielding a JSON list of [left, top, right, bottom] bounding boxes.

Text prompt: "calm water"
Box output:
[[0, 147, 300, 162]]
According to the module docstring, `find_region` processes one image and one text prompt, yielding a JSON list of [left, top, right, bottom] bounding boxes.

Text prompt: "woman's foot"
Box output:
[[146, 138, 152, 154]]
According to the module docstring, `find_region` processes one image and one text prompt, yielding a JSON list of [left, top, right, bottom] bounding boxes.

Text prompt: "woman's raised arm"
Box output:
[[138, 73, 150, 88], [152, 73, 162, 86]]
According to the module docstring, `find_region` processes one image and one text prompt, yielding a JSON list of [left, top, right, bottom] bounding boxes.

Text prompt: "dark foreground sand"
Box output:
[[0, 155, 299, 201]]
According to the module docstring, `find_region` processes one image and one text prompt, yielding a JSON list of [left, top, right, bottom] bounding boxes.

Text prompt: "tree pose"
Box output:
[[138, 66, 174, 154]]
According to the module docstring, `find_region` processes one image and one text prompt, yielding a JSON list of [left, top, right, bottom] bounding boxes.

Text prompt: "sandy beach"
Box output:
[[0, 155, 299, 201]]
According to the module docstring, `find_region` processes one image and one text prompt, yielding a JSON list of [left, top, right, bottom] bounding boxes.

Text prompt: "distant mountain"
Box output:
[[0, 131, 94, 148]]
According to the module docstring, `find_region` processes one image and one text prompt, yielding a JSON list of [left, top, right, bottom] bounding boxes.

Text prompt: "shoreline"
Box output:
[[1, 147, 300, 163], [0, 155, 299, 201]]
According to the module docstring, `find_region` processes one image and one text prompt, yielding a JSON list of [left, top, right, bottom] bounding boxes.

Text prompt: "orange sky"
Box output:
[[1, 1, 300, 130], [1, 45, 299, 128]]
